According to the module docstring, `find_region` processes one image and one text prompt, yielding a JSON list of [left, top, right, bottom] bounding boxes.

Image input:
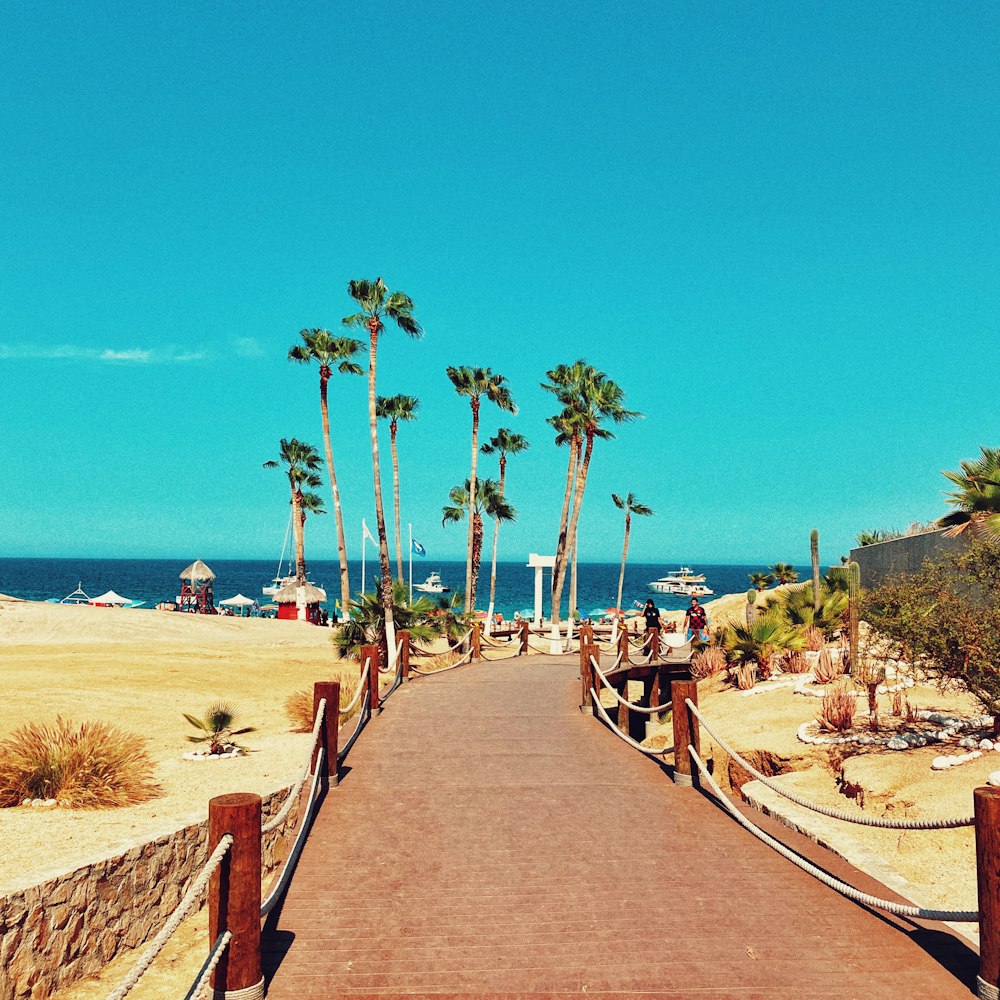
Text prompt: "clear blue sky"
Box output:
[[1, 1, 997, 567]]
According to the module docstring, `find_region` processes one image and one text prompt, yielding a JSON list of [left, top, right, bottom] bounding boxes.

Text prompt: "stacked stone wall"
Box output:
[[0, 785, 302, 1000]]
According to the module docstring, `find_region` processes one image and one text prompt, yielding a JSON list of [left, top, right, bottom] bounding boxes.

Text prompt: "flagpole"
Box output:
[[408, 523, 413, 605]]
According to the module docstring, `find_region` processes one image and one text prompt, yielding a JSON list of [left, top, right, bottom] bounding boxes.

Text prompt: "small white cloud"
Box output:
[[0, 343, 208, 364], [100, 349, 152, 363], [233, 337, 264, 358]]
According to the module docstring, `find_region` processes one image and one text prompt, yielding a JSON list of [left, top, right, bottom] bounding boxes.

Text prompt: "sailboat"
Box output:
[[262, 512, 296, 597]]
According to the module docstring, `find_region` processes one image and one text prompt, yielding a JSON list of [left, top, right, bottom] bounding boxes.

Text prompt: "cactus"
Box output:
[[848, 560, 860, 675], [810, 528, 820, 612], [745, 588, 757, 625]]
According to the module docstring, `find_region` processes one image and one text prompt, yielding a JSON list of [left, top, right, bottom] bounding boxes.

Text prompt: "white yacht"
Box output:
[[648, 567, 714, 597], [414, 572, 450, 594]]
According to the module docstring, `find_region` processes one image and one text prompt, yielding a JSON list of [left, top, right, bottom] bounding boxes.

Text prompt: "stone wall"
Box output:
[[850, 528, 967, 589], [0, 785, 303, 1000]]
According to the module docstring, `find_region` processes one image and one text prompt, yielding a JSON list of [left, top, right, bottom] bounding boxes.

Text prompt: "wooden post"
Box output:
[[671, 679, 700, 786], [618, 627, 630, 665], [209, 793, 263, 999], [649, 627, 660, 662], [519, 619, 529, 655], [313, 681, 340, 786], [472, 621, 482, 661], [362, 644, 380, 716], [581, 643, 598, 713], [976, 786, 1000, 994], [398, 629, 411, 681]]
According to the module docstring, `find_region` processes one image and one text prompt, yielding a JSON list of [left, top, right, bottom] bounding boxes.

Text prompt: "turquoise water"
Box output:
[[0, 557, 810, 618]]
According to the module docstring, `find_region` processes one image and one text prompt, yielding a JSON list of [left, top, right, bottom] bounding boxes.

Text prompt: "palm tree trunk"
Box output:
[[367, 321, 396, 658], [320, 377, 351, 618], [291, 487, 306, 583], [390, 422, 404, 583], [471, 512, 484, 608], [486, 456, 506, 632], [464, 399, 480, 612], [615, 513, 631, 614], [552, 432, 593, 623], [550, 438, 580, 622]]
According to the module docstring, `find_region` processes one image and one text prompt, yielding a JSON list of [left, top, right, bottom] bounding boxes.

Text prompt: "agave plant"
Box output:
[[724, 614, 805, 676], [183, 703, 255, 755]]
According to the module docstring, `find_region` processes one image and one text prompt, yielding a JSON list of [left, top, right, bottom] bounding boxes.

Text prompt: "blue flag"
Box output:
[[412, 539, 426, 557]]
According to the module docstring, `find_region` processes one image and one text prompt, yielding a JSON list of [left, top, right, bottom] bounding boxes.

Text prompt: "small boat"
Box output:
[[46, 582, 93, 605], [414, 572, 450, 594], [648, 567, 715, 597], [263, 513, 294, 596]]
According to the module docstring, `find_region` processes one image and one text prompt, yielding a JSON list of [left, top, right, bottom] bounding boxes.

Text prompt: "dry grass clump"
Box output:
[[818, 683, 856, 733], [813, 647, 845, 685], [285, 668, 363, 731], [691, 646, 727, 679], [420, 652, 462, 673], [0, 718, 159, 808]]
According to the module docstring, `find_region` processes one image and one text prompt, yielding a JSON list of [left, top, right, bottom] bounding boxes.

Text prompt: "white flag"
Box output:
[[362, 519, 377, 544]]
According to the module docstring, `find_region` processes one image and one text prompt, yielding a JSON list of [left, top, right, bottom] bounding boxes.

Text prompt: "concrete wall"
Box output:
[[850, 528, 967, 589], [0, 785, 303, 1000]]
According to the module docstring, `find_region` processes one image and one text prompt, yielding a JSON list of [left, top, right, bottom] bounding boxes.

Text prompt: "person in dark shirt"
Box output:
[[683, 597, 708, 641], [641, 599, 662, 632]]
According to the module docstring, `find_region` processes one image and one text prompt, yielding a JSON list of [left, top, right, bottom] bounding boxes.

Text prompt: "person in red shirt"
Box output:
[[683, 597, 708, 641]]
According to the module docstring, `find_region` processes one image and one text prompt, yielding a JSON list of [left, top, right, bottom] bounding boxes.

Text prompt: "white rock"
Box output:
[[989, 771, 1000, 787], [21, 798, 31, 806], [981, 739, 996, 751], [887, 737, 908, 751]]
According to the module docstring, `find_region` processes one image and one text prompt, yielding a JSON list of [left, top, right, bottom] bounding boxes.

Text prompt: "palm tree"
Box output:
[[442, 479, 516, 610], [288, 329, 364, 616], [376, 394, 420, 582], [938, 446, 1000, 540], [334, 579, 438, 663], [748, 571, 776, 592], [445, 367, 517, 611], [771, 563, 799, 585], [724, 614, 805, 676], [481, 428, 530, 627], [263, 438, 323, 583], [342, 278, 421, 660], [543, 362, 639, 622], [612, 493, 654, 616]]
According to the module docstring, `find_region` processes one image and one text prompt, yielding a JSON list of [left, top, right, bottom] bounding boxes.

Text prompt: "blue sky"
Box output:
[[1, 1, 997, 567]]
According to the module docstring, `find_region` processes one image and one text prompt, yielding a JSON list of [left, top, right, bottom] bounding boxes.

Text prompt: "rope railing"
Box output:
[[590, 655, 671, 716], [261, 748, 325, 916], [105, 835, 234, 1000], [410, 646, 475, 676], [687, 745, 978, 922], [338, 700, 370, 763], [262, 698, 326, 834], [590, 689, 672, 757], [339, 659, 370, 716], [685, 699, 975, 830], [181, 931, 231, 1000], [379, 640, 403, 674], [411, 629, 473, 657]]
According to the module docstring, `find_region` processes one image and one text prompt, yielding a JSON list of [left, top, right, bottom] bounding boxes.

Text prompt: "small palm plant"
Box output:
[[748, 571, 775, 592], [771, 563, 799, 585], [937, 446, 1000, 539], [183, 703, 256, 755], [724, 614, 805, 678]]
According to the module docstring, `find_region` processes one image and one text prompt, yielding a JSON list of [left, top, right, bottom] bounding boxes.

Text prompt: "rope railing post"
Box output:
[[618, 627, 630, 666], [977, 787, 1000, 999], [363, 645, 380, 716], [313, 682, 340, 787], [398, 629, 411, 681], [649, 627, 660, 662], [208, 793, 263, 1000], [519, 618, 529, 655], [615, 665, 630, 734], [472, 621, 482, 661], [671, 679, 700, 787], [581, 645, 598, 714]]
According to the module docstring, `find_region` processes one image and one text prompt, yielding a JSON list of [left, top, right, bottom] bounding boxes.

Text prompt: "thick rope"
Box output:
[[978, 976, 1000, 1000], [106, 835, 233, 1000], [686, 699, 974, 830], [339, 660, 370, 715], [262, 698, 325, 834], [261, 748, 324, 916], [337, 701, 369, 763], [411, 629, 473, 656], [182, 931, 231, 1000], [481, 631, 519, 647], [590, 689, 673, 756], [688, 746, 978, 922], [480, 646, 520, 661], [409, 647, 475, 675], [591, 655, 674, 716], [379, 640, 403, 673]]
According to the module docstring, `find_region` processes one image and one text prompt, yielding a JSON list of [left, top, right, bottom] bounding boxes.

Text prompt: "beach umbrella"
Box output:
[[219, 594, 256, 607]]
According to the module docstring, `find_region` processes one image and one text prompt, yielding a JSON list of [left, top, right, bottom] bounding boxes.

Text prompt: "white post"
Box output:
[[533, 565, 544, 626], [408, 522, 413, 606]]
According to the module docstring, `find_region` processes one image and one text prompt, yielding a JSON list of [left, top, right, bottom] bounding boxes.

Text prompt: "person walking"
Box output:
[[683, 596, 708, 641]]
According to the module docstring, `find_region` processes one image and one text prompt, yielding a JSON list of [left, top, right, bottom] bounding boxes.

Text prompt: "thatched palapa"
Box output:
[[273, 582, 327, 604], [179, 559, 215, 581]]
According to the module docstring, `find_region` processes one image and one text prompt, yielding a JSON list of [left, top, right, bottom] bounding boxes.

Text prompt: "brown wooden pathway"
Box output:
[[263, 656, 976, 998]]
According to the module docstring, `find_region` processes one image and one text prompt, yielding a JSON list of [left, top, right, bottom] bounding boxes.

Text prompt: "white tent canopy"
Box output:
[[218, 594, 256, 607], [90, 590, 132, 606]]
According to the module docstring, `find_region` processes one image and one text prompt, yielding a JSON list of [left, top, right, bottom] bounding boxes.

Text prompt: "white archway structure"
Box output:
[[526, 553, 556, 626]]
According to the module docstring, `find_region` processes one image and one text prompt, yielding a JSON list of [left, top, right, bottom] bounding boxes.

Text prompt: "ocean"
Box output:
[[0, 557, 812, 619]]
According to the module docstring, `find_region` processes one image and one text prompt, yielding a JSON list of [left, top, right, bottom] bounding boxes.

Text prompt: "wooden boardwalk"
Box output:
[[263, 656, 976, 998]]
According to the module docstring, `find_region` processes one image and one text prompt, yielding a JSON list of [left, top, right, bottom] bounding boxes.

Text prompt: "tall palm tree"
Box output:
[[263, 438, 323, 583], [376, 394, 420, 582], [342, 278, 421, 660], [445, 367, 517, 611], [544, 362, 639, 622], [771, 562, 799, 585], [442, 479, 516, 610], [481, 428, 530, 627], [611, 493, 654, 616], [288, 329, 364, 616], [938, 446, 1000, 540]]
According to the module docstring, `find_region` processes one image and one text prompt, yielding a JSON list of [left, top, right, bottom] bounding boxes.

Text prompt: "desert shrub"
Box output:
[[814, 648, 844, 685], [0, 718, 159, 808], [691, 646, 727, 679], [733, 663, 757, 690], [783, 651, 810, 674], [804, 626, 825, 651], [819, 683, 856, 733]]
